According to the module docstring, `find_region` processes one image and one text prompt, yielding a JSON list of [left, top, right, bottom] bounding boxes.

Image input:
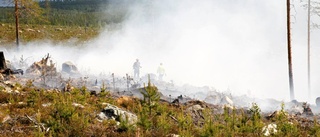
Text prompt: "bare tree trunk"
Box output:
[[15, 0, 19, 48], [0, 52, 7, 70], [307, 0, 311, 100], [287, 0, 295, 100]]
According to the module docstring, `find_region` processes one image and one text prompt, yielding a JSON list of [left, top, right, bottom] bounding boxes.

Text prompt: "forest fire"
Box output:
[[2, 51, 320, 112], [1, 51, 320, 124], [1, 0, 320, 135]]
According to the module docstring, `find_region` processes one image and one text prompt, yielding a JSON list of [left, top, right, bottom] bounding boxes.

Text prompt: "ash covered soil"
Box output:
[[1, 53, 320, 136]]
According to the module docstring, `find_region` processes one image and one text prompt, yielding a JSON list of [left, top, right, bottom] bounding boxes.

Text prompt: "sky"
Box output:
[[3, 0, 320, 103]]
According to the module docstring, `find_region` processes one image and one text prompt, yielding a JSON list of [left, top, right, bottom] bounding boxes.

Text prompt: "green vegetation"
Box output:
[[0, 1, 320, 135], [0, 0, 127, 27], [0, 80, 319, 136], [0, 0, 129, 46], [0, 23, 99, 46]]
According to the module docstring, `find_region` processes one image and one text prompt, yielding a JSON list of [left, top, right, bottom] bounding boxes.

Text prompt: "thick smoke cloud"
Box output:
[[3, 0, 320, 103]]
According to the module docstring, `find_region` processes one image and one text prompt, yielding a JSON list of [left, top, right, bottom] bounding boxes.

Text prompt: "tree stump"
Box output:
[[0, 51, 7, 70]]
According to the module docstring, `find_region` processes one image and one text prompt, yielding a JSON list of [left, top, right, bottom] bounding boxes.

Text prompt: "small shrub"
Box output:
[[140, 75, 160, 116], [0, 91, 10, 103], [27, 89, 40, 107], [200, 109, 219, 137], [276, 102, 300, 136]]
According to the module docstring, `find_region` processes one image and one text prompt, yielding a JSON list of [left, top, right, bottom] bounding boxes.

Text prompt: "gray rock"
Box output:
[[316, 97, 320, 107], [186, 104, 204, 112], [62, 61, 79, 75], [97, 103, 137, 125], [262, 123, 277, 136]]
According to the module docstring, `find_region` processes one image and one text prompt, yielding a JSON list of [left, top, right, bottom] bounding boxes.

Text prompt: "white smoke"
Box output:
[[3, 0, 320, 104]]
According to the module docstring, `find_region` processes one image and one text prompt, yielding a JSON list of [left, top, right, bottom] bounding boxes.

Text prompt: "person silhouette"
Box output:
[[157, 63, 165, 81], [133, 59, 141, 79]]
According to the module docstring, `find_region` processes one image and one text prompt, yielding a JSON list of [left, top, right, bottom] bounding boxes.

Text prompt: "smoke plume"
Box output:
[[3, 0, 320, 103]]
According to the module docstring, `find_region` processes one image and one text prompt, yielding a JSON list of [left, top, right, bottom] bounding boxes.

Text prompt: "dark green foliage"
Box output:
[[275, 102, 300, 136], [0, 7, 14, 23], [41, 0, 103, 11], [0, 81, 319, 136], [137, 75, 160, 131], [26, 89, 40, 107], [309, 118, 320, 136], [140, 75, 160, 116], [0, 0, 128, 27]]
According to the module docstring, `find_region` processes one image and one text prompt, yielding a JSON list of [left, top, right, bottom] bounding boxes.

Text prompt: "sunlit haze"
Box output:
[[3, 0, 320, 103]]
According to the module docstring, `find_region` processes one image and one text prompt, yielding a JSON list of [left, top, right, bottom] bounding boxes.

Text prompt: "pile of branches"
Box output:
[[26, 54, 57, 77]]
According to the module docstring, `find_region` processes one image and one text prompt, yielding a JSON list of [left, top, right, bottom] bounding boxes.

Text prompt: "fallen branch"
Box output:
[[25, 114, 49, 133], [169, 115, 178, 123]]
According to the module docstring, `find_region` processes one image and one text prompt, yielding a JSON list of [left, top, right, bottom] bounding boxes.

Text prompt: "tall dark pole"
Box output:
[[307, 0, 311, 100], [14, 0, 19, 48], [287, 0, 295, 100]]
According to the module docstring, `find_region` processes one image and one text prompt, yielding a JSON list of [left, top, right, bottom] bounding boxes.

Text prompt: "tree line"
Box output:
[[0, 0, 129, 27]]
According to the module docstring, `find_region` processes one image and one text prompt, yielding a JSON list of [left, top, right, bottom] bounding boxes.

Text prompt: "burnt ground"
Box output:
[[1, 55, 320, 136], [2, 70, 320, 129]]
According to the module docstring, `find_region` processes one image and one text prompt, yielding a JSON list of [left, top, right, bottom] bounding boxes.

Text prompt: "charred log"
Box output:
[[1, 68, 24, 75], [0, 51, 7, 70]]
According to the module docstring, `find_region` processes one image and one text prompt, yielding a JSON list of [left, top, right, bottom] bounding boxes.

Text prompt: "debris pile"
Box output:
[[0, 51, 23, 80], [184, 100, 209, 126], [302, 102, 314, 116], [26, 54, 57, 76]]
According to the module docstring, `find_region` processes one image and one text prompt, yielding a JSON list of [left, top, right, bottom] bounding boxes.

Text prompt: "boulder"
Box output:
[[316, 97, 320, 107], [186, 104, 204, 112], [97, 103, 137, 125], [62, 61, 79, 75], [262, 123, 277, 136]]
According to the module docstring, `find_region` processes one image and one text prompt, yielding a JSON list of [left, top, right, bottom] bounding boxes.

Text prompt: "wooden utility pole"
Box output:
[[287, 0, 295, 100], [307, 0, 311, 100], [14, 0, 19, 48]]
